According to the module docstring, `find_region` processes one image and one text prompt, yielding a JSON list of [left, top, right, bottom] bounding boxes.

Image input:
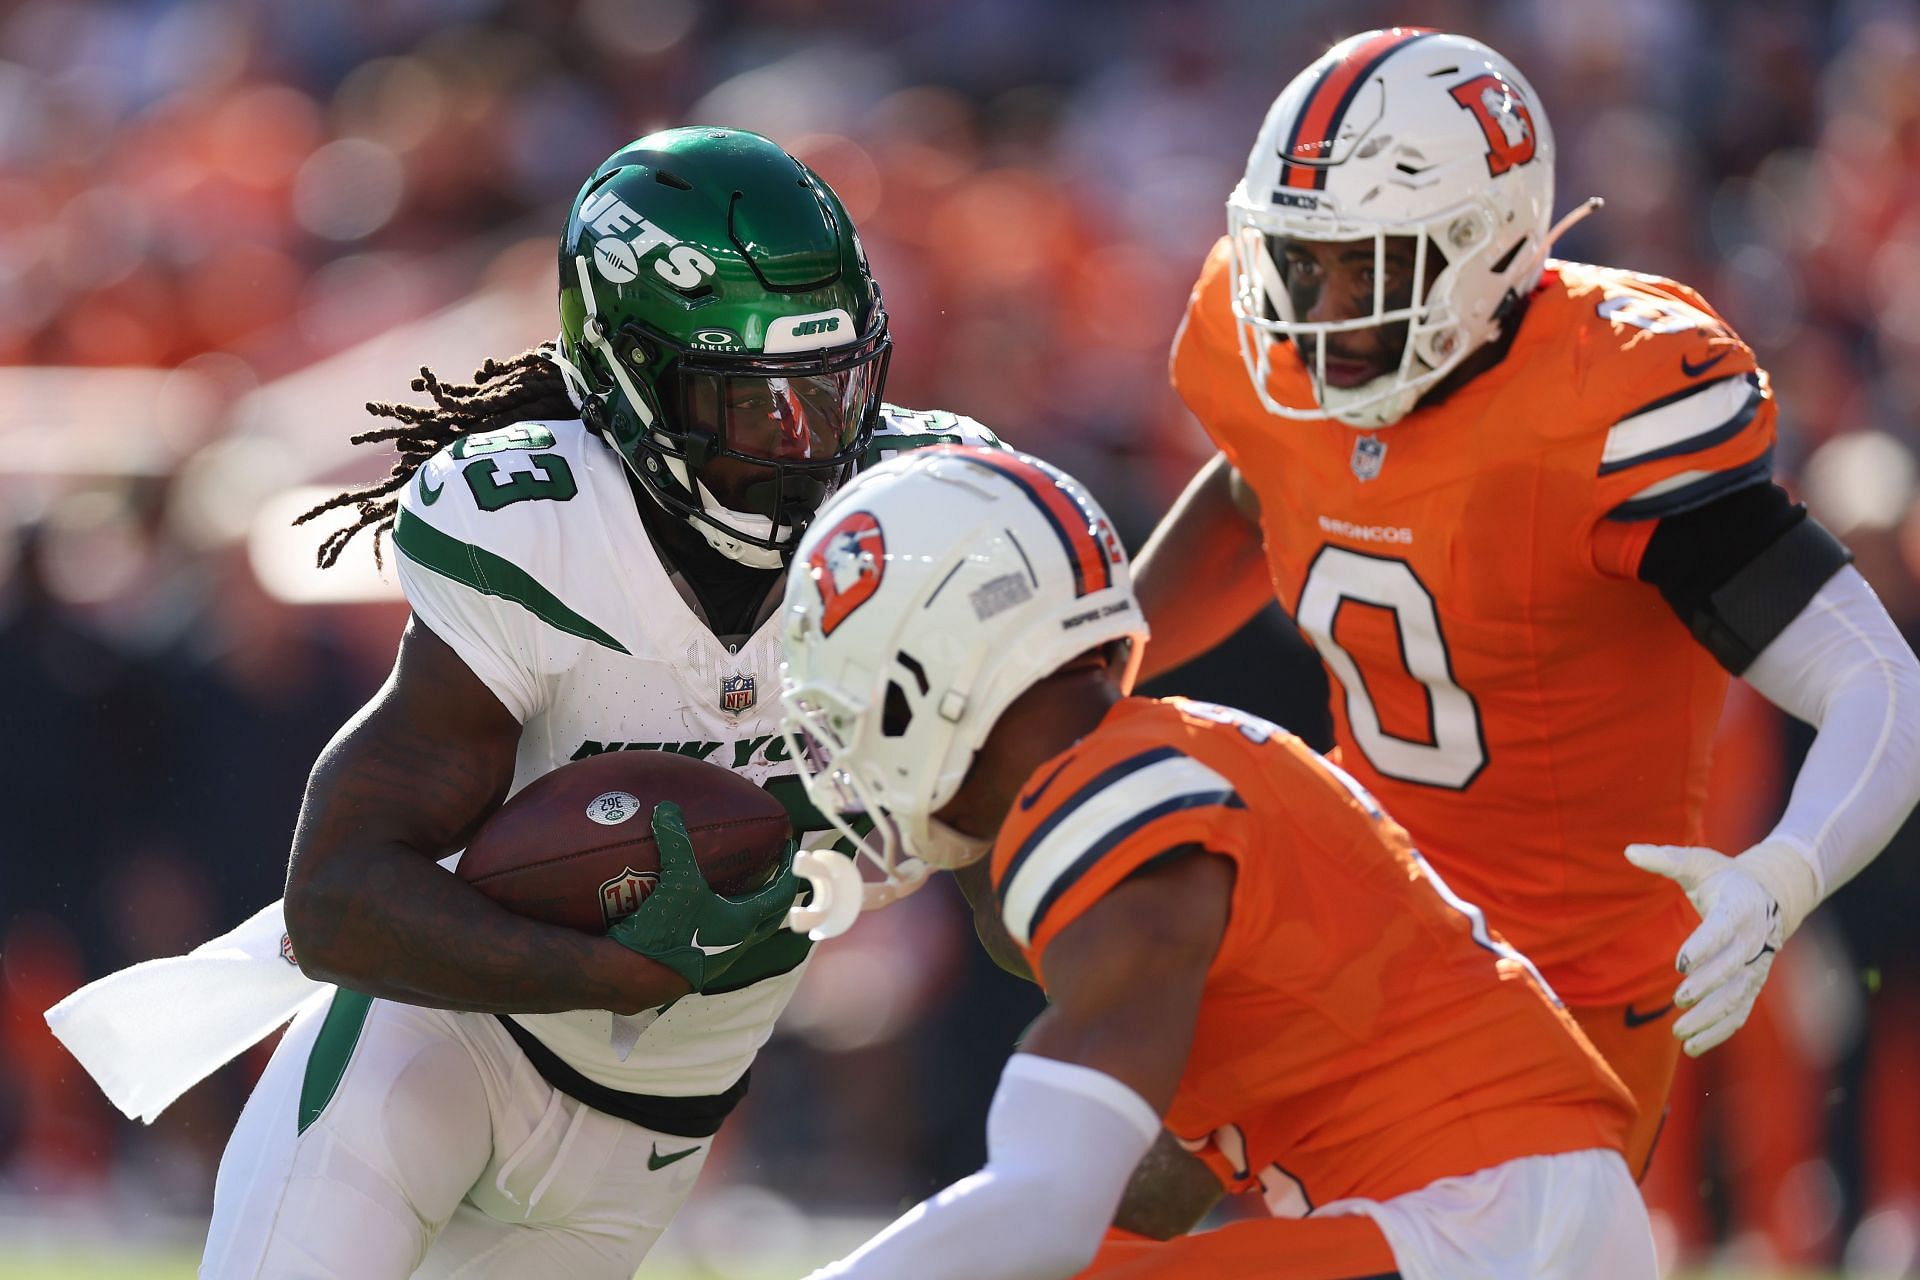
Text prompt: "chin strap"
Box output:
[[787, 847, 929, 940], [916, 816, 994, 870], [788, 848, 865, 940], [689, 473, 791, 569], [547, 333, 590, 412], [862, 857, 930, 910]]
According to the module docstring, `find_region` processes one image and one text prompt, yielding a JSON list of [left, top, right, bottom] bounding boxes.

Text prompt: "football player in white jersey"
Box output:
[[200, 128, 1001, 1279]]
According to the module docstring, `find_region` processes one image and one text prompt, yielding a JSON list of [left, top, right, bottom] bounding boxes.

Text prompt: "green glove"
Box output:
[[607, 802, 800, 992]]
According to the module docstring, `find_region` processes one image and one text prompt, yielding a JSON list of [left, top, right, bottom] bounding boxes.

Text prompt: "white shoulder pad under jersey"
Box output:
[[393, 418, 637, 724], [864, 404, 1005, 468]]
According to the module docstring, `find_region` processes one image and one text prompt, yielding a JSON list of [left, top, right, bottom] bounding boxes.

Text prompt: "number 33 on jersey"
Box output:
[[1174, 243, 1777, 1006]]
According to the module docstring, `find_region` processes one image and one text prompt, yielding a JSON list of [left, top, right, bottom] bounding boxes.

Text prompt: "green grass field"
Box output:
[[0, 1256, 199, 1280]]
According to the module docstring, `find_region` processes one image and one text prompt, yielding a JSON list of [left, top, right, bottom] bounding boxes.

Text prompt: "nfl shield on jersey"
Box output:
[[1174, 237, 1777, 1009], [1349, 435, 1387, 482], [201, 403, 1005, 1279], [720, 673, 757, 715], [390, 405, 1002, 1094]]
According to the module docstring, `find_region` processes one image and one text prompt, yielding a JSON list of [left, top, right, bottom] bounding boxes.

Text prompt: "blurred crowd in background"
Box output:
[[2, 0, 1919, 1274]]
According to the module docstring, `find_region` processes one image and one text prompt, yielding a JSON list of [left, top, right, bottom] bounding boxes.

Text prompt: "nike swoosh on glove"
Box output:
[[608, 802, 799, 995], [1624, 842, 1800, 1057]]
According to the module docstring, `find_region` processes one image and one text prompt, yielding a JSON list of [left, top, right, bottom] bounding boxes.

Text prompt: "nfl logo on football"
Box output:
[[599, 867, 658, 927], [720, 673, 756, 715], [1350, 434, 1387, 482]]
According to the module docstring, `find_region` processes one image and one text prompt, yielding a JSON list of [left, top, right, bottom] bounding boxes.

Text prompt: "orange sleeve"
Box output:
[[1576, 278, 1779, 575], [1169, 238, 1242, 454], [989, 737, 1256, 985], [1020, 802, 1258, 981], [1589, 517, 1658, 579]]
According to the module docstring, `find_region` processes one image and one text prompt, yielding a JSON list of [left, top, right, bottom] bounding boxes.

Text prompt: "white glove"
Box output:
[[1623, 840, 1816, 1057]]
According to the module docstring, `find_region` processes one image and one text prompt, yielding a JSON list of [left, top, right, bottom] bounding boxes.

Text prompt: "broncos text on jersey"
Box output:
[[1173, 239, 1775, 1007]]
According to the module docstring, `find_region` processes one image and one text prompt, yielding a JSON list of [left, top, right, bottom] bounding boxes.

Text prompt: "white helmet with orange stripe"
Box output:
[[776, 445, 1145, 934], [1229, 28, 1587, 428]]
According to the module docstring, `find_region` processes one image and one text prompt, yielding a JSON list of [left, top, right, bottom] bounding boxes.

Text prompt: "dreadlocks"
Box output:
[[295, 344, 580, 568]]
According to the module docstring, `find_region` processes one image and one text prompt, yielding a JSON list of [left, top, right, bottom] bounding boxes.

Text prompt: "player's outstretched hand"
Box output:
[[608, 802, 799, 993], [1624, 842, 1790, 1057]]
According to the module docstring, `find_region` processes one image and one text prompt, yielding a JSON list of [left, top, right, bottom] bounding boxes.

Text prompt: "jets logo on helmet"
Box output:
[[1450, 73, 1539, 175], [578, 187, 717, 290], [593, 238, 641, 284], [808, 511, 886, 635], [554, 127, 892, 569], [766, 310, 854, 353]]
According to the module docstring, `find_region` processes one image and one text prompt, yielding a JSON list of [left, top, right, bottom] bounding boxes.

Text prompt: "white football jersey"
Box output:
[[391, 406, 1000, 1095]]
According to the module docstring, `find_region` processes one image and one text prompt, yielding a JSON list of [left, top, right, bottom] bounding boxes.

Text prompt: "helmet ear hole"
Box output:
[[881, 681, 914, 738]]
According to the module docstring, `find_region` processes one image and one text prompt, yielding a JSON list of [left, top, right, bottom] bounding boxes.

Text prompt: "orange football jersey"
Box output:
[[1171, 238, 1778, 1005], [991, 696, 1633, 1211]]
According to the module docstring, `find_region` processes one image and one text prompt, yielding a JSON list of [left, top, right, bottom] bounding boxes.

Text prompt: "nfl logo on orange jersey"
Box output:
[[720, 673, 757, 715], [1350, 434, 1387, 482], [599, 866, 658, 926]]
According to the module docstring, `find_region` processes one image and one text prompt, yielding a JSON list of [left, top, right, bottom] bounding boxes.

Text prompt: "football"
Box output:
[[457, 751, 793, 934]]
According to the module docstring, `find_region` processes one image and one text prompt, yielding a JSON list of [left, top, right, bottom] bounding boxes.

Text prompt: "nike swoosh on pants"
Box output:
[[647, 1143, 702, 1171], [1622, 1001, 1675, 1029]]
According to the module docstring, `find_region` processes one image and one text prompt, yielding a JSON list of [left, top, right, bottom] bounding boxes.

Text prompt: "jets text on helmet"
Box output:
[[579, 188, 717, 290]]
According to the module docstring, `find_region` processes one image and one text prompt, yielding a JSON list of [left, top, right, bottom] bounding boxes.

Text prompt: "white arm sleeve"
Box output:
[[1742, 566, 1920, 923], [805, 1054, 1161, 1280]]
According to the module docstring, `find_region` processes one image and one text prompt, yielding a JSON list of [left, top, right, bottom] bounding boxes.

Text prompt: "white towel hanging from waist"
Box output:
[[44, 898, 328, 1123]]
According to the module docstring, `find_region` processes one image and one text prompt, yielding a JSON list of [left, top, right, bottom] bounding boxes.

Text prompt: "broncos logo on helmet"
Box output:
[[809, 511, 887, 635], [1450, 73, 1539, 176]]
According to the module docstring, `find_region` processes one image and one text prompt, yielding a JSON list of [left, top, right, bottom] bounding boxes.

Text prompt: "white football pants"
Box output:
[[1318, 1147, 1658, 1280], [201, 990, 711, 1279]]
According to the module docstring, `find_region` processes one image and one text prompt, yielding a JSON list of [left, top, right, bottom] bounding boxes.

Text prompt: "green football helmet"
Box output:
[[554, 127, 892, 568]]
